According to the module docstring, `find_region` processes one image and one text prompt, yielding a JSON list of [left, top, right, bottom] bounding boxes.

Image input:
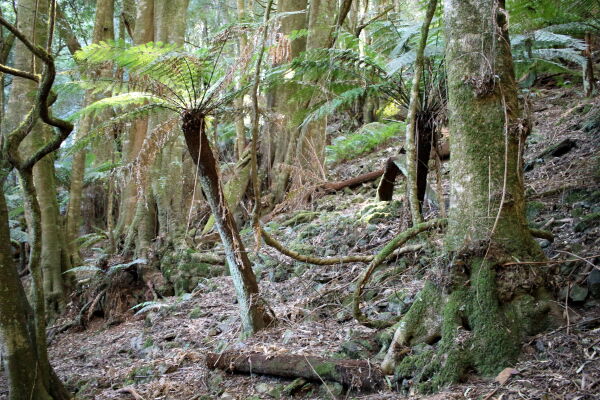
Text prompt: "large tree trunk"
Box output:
[[182, 113, 273, 335], [65, 0, 115, 265], [3, 0, 69, 317], [380, 0, 555, 392], [115, 0, 153, 246], [269, 0, 308, 204], [294, 0, 337, 178]]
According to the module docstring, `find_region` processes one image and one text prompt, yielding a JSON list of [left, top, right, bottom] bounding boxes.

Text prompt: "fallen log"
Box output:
[[206, 351, 384, 392], [320, 168, 384, 192]]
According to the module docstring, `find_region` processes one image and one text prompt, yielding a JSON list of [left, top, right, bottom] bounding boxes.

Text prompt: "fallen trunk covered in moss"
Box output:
[[206, 351, 385, 391]]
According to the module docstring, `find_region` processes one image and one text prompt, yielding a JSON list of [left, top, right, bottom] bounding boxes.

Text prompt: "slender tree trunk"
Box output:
[[148, 0, 188, 243], [182, 113, 273, 335], [404, 0, 437, 225], [583, 31, 595, 97], [4, 0, 67, 316], [381, 1, 555, 391]]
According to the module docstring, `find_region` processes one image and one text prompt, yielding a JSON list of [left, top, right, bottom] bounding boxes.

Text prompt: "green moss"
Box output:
[[574, 212, 600, 232], [189, 307, 203, 319], [525, 201, 545, 222], [314, 362, 338, 379], [283, 211, 320, 227]]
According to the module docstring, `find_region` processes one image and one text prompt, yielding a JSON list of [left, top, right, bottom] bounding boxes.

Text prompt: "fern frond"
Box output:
[[67, 92, 175, 122]]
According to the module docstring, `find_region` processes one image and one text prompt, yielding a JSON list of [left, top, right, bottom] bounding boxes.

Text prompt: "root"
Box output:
[[381, 258, 553, 393], [529, 228, 554, 242], [261, 226, 425, 266], [260, 226, 373, 265], [353, 219, 447, 329]]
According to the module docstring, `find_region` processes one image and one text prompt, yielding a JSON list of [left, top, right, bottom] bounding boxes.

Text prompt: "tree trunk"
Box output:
[[206, 351, 384, 391], [182, 113, 274, 335], [148, 0, 188, 243], [404, 0, 437, 225], [115, 0, 154, 243], [65, 0, 115, 265], [583, 31, 595, 98], [294, 0, 337, 179], [269, 0, 308, 204], [380, 1, 556, 392], [3, 0, 69, 317]]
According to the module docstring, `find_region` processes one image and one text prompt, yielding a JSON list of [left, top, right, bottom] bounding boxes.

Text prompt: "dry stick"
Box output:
[[353, 218, 447, 329], [250, 0, 274, 251], [404, 0, 438, 226], [502, 254, 599, 266]]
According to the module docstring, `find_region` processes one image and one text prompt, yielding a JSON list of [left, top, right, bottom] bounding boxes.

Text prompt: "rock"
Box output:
[[340, 339, 375, 359], [538, 239, 551, 248], [220, 392, 235, 400], [130, 334, 144, 352], [319, 381, 344, 398], [283, 378, 309, 396], [570, 285, 589, 302], [255, 383, 272, 394], [574, 212, 600, 232], [588, 269, 600, 299]]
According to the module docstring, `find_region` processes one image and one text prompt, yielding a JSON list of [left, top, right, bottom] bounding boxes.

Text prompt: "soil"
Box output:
[[1, 86, 599, 400]]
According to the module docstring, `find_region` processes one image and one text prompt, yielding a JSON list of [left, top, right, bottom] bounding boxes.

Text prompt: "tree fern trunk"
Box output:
[[182, 113, 273, 335]]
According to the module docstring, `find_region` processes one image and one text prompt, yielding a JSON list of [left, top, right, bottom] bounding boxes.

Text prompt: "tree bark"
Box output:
[[65, 0, 115, 266], [404, 0, 437, 225], [182, 113, 273, 335], [206, 351, 384, 391], [380, 1, 555, 392]]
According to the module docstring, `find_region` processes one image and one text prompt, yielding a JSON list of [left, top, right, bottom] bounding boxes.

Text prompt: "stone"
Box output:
[[588, 269, 600, 299], [319, 381, 344, 398], [570, 285, 589, 302], [220, 392, 235, 400]]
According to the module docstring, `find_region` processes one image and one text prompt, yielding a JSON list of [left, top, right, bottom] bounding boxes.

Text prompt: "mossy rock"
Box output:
[[526, 201, 545, 222], [360, 200, 403, 224], [283, 211, 320, 227], [574, 212, 600, 232]]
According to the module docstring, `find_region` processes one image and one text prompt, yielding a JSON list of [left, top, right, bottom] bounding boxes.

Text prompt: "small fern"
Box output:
[[131, 300, 168, 315], [327, 121, 405, 165]]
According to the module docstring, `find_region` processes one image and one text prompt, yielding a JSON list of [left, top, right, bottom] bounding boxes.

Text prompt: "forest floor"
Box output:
[[2, 86, 600, 400]]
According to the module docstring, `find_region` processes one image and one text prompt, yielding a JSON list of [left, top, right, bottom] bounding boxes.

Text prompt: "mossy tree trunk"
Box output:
[[182, 113, 274, 335], [380, 0, 555, 392]]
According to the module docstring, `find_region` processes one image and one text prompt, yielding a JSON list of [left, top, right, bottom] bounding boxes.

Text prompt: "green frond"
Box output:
[[131, 300, 168, 315], [66, 104, 170, 155], [67, 92, 174, 122], [107, 258, 147, 275], [64, 265, 103, 274]]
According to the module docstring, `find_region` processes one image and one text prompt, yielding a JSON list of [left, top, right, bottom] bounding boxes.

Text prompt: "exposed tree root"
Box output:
[[260, 226, 423, 266], [380, 257, 554, 393], [206, 351, 385, 392], [529, 228, 554, 242], [353, 219, 447, 329], [260, 226, 372, 265]]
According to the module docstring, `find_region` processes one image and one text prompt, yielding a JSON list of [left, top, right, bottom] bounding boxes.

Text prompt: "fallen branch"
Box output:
[[206, 351, 384, 392], [320, 168, 384, 192], [353, 218, 447, 329]]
